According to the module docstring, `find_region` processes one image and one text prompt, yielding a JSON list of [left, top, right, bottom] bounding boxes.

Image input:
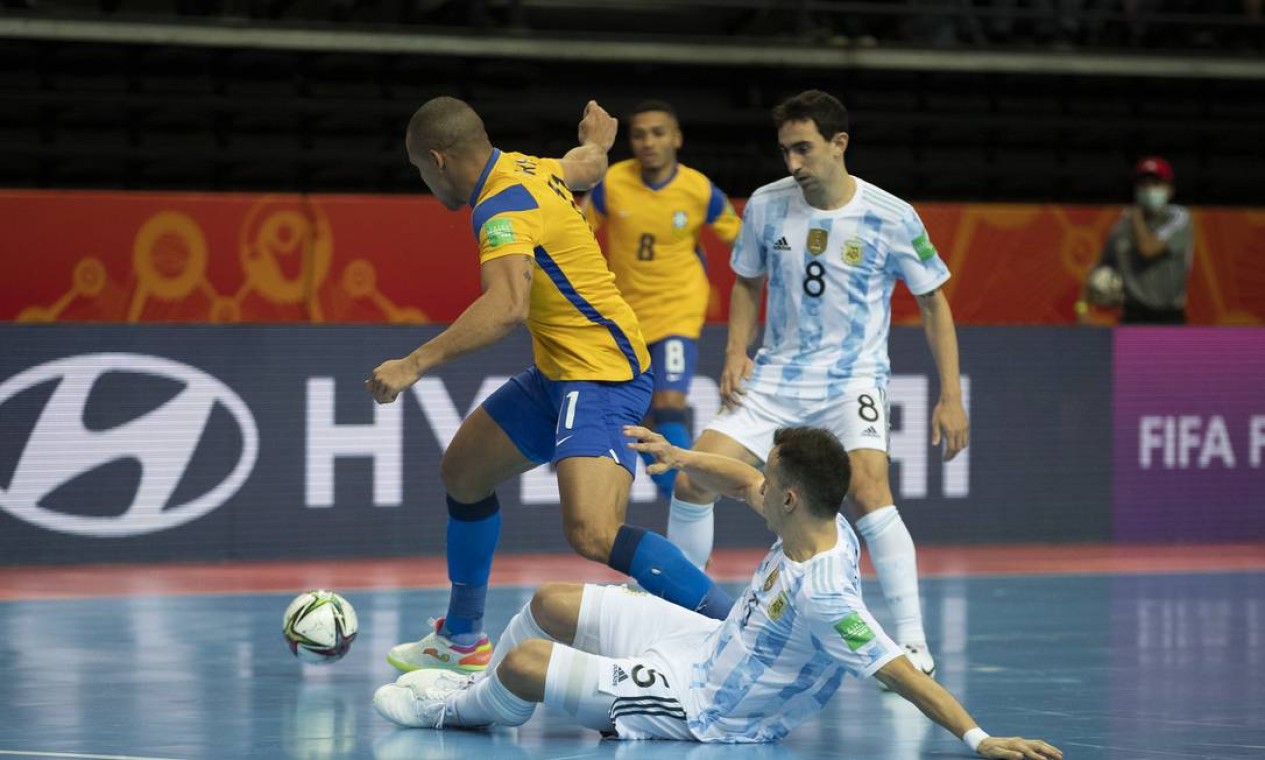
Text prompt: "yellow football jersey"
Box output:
[[472, 149, 650, 382], [584, 159, 741, 343]]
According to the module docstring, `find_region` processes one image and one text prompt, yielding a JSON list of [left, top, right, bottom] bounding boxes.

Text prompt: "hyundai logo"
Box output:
[[0, 353, 259, 537]]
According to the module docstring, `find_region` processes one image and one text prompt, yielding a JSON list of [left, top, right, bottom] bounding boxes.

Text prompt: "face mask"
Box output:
[[1136, 186, 1170, 211]]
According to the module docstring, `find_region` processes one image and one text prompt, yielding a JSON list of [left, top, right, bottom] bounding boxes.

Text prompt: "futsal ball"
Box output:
[[1086, 266, 1124, 306], [283, 590, 358, 664]]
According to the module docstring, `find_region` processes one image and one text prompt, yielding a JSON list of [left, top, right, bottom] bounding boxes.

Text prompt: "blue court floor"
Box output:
[[1, 571, 1263, 760]]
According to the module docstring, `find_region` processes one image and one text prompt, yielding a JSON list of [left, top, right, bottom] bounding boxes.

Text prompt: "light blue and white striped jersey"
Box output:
[[685, 515, 904, 743], [731, 176, 950, 400]]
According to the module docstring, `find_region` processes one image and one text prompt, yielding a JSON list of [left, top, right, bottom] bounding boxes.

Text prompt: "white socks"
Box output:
[[487, 600, 550, 674], [855, 505, 926, 645], [451, 635, 612, 733], [667, 496, 715, 569], [446, 669, 535, 727], [446, 601, 548, 728]]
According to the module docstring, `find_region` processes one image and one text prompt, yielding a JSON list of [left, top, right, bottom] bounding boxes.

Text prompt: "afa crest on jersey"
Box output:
[[762, 566, 781, 592], [843, 237, 864, 266], [768, 592, 788, 621]]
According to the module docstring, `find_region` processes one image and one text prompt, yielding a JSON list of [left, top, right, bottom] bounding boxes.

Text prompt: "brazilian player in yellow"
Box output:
[[366, 97, 735, 675], [584, 100, 741, 500]]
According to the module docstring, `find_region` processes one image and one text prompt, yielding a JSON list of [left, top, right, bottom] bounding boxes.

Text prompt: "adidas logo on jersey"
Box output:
[[861, 426, 880, 438], [772, 236, 791, 251], [612, 665, 630, 686]]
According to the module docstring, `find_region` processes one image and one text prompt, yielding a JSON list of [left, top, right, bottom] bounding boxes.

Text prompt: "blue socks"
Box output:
[[642, 408, 691, 499], [444, 493, 501, 639], [608, 524, 734, 620]]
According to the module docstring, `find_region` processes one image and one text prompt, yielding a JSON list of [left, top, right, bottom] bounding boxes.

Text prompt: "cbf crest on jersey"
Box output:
[[806, 228, 829, 256], [843, 237, 864, 266], [672, 210, 688, 229]]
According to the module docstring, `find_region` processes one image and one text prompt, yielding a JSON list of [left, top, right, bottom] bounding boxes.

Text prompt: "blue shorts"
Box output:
[[647, 337, 698, 395], [482, 367, 654, 475]]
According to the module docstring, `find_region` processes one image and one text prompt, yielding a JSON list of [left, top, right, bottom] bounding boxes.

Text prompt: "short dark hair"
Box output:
[[771, 427, 852, 519], [772, 90, 849, 141], [629, 99, 678, 122], [406, 96, 490, 153]]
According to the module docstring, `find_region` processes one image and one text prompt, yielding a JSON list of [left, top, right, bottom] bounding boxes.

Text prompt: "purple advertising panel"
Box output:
[[1113, 328, 1265, 541]]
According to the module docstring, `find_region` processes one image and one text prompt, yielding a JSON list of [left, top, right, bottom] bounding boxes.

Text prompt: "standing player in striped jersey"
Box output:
[[667, 90, 970, 679], [374, 426, 1061, 760], [366, 97, 734, 674], [584, 100, 742, 500]]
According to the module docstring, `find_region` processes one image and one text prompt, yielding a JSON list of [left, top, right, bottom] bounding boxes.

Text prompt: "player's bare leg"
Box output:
[[441, 407, 539, 502], [560, 455, 734, 618], [556, 456, 632, 564], [668, 429, 763, 569], [848, 448, 934, 680], [529, 581, 585, 645], [388, 407, 536, 673]]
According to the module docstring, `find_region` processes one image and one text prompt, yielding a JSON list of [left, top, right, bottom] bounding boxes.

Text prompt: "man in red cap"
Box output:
[[1079, 156, 1194, 324]]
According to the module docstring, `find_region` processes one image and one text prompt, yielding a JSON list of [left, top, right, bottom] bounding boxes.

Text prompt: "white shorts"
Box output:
[[573, 584, 720, 741], [705, 386, 890, 462]]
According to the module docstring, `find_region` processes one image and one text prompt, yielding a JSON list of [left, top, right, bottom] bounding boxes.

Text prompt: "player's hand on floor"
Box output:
[[976, 736, 1062, 760], [365, 357, 420, 404], [719, 351, 753, 410], [624, 425, 683, 474], [578, 100, 617, 152], [931, 398, 969, 461]]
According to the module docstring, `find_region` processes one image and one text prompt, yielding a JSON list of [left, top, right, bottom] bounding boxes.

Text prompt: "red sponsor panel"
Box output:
[[0, 190, 478, 324], [3, 190, 1262, 325]]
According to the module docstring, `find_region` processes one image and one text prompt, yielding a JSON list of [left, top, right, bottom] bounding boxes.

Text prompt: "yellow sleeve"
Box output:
[[703, 181, 741, 244], [582, 194, 605, 233], [710, 199, 742, 244], [473, 184, 544, 265]]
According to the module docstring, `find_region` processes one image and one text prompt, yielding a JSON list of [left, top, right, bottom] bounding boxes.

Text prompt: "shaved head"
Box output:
[[406, 96, 490, 155]]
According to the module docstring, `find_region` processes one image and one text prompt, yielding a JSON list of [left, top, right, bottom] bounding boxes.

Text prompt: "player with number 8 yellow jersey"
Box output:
[[583, 100, 741, 499]]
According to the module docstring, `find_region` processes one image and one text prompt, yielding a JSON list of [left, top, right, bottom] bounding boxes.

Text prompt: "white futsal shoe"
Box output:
[[373, 669, 475, 728], [902, 642, 936, 676]]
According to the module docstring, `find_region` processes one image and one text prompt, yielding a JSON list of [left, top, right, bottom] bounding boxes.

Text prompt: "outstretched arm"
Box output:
[[559, 100, 617, 191], [875, 657, 1062, 760], [366, 254, 533, 403], [916, 287, 969, 461], [625, 426, 765, 514]]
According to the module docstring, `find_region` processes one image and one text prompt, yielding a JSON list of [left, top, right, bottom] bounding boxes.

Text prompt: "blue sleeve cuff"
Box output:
[[589, 181, 607, 216]]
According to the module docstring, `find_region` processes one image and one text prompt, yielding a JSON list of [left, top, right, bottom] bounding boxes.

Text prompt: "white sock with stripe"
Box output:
[[855, 505, 927, 645]]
